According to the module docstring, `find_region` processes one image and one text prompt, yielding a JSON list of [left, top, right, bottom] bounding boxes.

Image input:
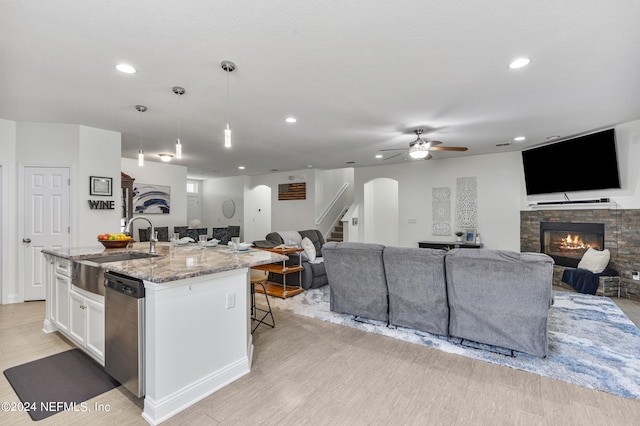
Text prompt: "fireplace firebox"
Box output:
[[539, 222, 605, 268]]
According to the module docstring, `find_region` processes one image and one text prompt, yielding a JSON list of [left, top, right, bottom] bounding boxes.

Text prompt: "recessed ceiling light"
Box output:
[[306, 164, 313, 168], [238, 166, 245, 170], [508, 57, 531, 69], [514, 136, 526, 142], [116, 63, 136, 74], [285, 117, 297, 123], [375, 154, 383, 159]]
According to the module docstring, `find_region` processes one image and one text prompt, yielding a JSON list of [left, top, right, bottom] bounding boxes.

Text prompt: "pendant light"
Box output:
[[172, 86, 185, 158], [221, 60, 236, 148], [135, 105, 147, 166]]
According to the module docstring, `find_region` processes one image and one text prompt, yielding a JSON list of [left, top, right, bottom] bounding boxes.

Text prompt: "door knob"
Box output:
[[22, 238, 31, 243]]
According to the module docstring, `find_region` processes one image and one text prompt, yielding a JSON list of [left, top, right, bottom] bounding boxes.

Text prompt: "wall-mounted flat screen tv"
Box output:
[[521, 128, 621, 195]]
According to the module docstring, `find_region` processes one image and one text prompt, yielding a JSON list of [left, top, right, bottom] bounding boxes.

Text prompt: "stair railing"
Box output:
[[316, 183, 350, 239]]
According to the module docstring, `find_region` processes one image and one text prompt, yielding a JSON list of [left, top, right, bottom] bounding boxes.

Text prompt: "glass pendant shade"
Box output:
[[224, 123, 231, 148], [176, 138, 182, 158], [138, 149, 144, 166]]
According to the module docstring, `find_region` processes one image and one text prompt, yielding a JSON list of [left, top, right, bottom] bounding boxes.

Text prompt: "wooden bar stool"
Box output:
[[250, 269, 275, 333]]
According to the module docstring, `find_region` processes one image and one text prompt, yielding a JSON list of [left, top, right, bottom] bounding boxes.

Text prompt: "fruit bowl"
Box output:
[[99, 238, 132, 248]]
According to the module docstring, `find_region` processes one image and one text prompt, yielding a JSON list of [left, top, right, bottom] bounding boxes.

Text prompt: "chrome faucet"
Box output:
[[124, 216, 157, 254]]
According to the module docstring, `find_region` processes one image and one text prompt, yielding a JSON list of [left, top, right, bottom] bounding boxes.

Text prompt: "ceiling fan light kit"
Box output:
[[379, 129, 468, 161]]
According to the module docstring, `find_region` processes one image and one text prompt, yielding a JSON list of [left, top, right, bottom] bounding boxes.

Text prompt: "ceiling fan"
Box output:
[[380, 129, 468, 160]]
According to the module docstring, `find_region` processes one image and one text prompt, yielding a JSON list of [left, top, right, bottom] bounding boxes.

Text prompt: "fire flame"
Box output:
[[559, 233, 591, 251]]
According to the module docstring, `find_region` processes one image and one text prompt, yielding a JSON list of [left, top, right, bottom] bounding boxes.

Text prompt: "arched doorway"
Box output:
[[244, 185, 272, 242], [363, 178, 398, 245]]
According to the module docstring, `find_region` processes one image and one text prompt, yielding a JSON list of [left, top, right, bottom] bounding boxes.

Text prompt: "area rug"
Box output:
[[3, 349, 120, 421], [267, 288, 640, 399]]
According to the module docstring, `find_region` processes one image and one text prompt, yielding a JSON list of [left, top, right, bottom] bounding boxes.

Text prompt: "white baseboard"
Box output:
[[142, 357, 250, 425]]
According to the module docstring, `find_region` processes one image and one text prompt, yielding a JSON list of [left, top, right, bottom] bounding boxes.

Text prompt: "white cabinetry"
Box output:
[[69, 287, 105, 364], [43, 254, 105, 366], [54, 273, 70, 333]]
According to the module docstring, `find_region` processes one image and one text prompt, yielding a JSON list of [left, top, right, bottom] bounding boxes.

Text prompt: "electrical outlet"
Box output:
[[632, 271, 640, 281], [226, 292, 236, 308]]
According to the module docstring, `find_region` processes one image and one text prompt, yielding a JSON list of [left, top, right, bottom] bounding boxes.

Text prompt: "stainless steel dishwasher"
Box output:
[[104, 271, 145, 398]]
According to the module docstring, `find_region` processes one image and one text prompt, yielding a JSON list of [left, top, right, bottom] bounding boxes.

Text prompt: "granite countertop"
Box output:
[[42, 242, 288, 283]]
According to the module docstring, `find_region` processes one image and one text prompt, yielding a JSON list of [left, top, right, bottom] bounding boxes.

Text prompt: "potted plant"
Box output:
[[454, 231, 464, 242]]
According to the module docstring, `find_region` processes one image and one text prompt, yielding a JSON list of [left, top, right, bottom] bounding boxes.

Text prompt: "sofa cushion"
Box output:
[[301, 237, 317, 261], [299, 229, 325, 256], [445, 248, 554, 358], [577, 247, 610, 273], [384, 247, 448, 336], [323, 241, 388, 322], [277, 231, 302, 245]]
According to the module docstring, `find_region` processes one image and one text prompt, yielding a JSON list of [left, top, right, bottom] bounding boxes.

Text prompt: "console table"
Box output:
[[418, 241, 483, 250], [252, 246, 304, 298]]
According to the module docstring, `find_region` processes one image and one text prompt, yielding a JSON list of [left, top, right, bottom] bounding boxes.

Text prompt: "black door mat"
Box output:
[[3, 349, 120, 421]]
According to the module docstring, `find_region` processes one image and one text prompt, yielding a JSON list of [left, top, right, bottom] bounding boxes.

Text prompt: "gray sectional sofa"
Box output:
[[323, 242, 554, 358], [261, 229, 328, 289]]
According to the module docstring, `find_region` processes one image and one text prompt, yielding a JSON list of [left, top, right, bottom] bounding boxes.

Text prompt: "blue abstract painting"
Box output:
[[132, 183, 170, 214]]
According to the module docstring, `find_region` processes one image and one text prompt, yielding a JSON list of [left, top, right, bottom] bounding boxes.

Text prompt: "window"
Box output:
[[186, 180, 199, 194]]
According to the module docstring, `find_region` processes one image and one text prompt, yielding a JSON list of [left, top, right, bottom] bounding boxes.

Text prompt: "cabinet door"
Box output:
[[69, 290, 87, 346], [54, 274, 70, 333], [85, 298, 105, 364]]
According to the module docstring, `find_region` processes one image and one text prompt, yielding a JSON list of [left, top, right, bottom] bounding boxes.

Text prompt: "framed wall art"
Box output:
[[278, 182, 306, 200], [90, 176, 112, 196], [132, 183, 171, 214], [465, 228, 476, 243]]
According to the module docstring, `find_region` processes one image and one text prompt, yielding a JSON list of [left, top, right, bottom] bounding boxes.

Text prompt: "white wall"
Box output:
[[243, 185, 271, 242], [355, 151, 523, 250], [200, 175, 246, 238], [250, 169, 317, 232], [0, 119, 17, 303], [1, 121, 122, 303], [121, 158, 188, 238], [77, 126, 122, 246]]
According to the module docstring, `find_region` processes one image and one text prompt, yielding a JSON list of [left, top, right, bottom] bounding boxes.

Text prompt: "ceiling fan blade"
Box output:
[[429, 146, 468, 152], [429, 140, 442, 146], [381, 152, 406, 161], [379, 148, 407, 152]]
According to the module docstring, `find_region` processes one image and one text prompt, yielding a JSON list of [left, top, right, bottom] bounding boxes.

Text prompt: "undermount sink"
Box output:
[[72, 252, 157, 296]]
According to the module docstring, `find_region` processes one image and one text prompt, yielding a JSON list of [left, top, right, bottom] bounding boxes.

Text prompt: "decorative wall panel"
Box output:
[[455, 176, 477, 228], [432, 187, 451, 236]]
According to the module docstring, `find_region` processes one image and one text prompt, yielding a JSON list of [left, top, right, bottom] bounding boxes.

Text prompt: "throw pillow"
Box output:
[[577, 247, 610, 273], [301, 237, 316, 262]]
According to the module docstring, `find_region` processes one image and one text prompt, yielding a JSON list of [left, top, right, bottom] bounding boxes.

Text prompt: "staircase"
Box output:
[[326, 222, 343, 242]]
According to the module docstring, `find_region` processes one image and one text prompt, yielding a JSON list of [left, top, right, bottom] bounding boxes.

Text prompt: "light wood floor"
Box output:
[[1, 292, 639, 426]]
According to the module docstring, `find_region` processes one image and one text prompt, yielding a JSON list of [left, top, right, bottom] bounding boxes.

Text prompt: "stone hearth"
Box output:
[[521, 209, 639, 301]]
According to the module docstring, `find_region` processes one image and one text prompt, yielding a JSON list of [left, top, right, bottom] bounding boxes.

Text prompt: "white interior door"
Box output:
[[187, 195, 200, 224], [23, 166, 70, 301]]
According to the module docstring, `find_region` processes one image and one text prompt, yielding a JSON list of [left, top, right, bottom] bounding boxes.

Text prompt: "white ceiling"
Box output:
[[3, 1, 640, 178]]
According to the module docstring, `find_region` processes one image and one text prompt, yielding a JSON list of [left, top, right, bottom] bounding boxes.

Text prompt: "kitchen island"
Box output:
[[42, 242, 288, 425]]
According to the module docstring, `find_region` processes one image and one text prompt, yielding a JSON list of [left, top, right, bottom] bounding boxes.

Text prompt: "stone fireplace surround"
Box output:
[[521, 208, 639, 301]]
